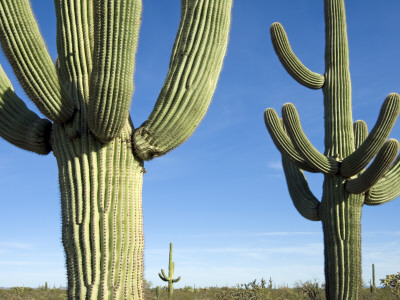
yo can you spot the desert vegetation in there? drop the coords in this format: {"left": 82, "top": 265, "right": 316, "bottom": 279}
{"left": 1, "top": 277, "right": 400, "bottom": 300}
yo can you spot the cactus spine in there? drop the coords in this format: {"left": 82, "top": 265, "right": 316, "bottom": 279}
{"left": 0, "top": 1, "right": 232, "bottom": 299}
{"left": 264, "top": 0, "right": 400, "bottom": 299}
{"left": 159, "top": 243, "right": 181, "bottom": 299}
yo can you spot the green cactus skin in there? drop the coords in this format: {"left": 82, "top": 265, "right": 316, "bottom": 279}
{"left": 159, "top": 243, "right": 181, "bottom": 299}
{"left": 264, "top": 1, "right": 400, "bottom": 299}
{"left": 0, "top": 0, "right": 232, "bottom": 299}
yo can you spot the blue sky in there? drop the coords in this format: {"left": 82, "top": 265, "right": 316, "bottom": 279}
{"left": 1, "top": 0, "right": 400, "bottom": 289}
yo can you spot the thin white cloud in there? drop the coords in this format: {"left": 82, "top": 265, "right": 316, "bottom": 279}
{"left": 0, "top": 260, "right": 42, "bottom": 266}
{"left": 147, "top": 243, "right": 323, "bottom": 257}
{"left": 0, "top": 242, "right": 33, "bottom": 250}
{"left": 175, "top": 231, "right": 321, "bottom": 239}
{"left": 267, "top": 161, "right": 283, "bottom": 170}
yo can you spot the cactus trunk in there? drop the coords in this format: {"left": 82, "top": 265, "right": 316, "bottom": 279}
{"left": 52, "top": 122, "right": 145, "bottom": 300}
{"left": 320, "top": 180, "right": 363, "bottom": 299}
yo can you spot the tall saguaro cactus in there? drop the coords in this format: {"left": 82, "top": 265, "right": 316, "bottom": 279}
{"left": 264, "top": 0, "right": 400, "bottom": 299}
{"left": 0, "top": 1, "right": 232, "bottom": 299}
{"left": 159, "top": 242, "right": 181, "bottom": 298}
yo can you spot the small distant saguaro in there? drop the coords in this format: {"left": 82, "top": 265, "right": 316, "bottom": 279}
{"left": 264, "top": 0, "right": 400, "bottom": 299}
{"left": 159, "top": 243, "right": 181, "bottom": 299}
{"left": 0, "top": 0, "right": 232, "bottom": 299}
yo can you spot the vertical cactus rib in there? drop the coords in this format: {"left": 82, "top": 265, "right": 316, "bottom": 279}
{"left": 270, "top": 22, "right": 325, "bottom": 90}
{"left": 281, "top": 157, "right": 321, "bottom": 221}
{"left": 341, "top": 93, "right": 400, "bottom": 178}
{"left": 88, "top": 0, "right": 142, "bottom": 141}
{"left": 54, "top": 0, "right": 93, "bottom": 107}
{"left": 133, "top": 0, "right": 232, "bottom": 161}
{"left": 346, "top": 139, "right": 399, "bottom": 194}
{"left": 52, "top": 122, "right": 144, "bottom": 299}
{"left": 282, "top": 103, "right": 339, "bottom": 174}
{"left": 264, "top": 108, "right": 318, "bottom": 172}
{"left": 365, "top": 154, "right": 400, "bottom": 205}
{"left": 0, "top": 65, "right": 52, "bottom": 154}
{"left": 0, "top": 0, "right": 73, "bottom": 123}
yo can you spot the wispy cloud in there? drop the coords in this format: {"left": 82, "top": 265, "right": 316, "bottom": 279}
{"left": 147, "top": 243, "right": 323, "bottom": 257}
{"left": 0, "top": 260, "right": 43, "bottom": 266}
{"left": 177, "top": 231, "right": 321, "bottom": 239}
{"left": 267, "top": 161, "right": 283, "bottom": 170}
{"left": 0, "top": 242, "right": 33, "bottom": 250}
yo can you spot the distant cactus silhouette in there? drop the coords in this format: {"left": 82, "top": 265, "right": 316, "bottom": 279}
{"left": 0, "top": 1, "right": 232, "bottom": 299}
{"left": 264, "top": 0, "right": 400, "bottom": 299}
{"left": 370, "top": 264, "right": 376, "bottom": 293}
{"left": 159, "top": 243, "right": 181, "bottom": 298}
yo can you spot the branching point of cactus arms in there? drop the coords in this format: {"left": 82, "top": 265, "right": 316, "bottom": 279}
{"left": 158, "top": 243, "right": 181, "bottom": 299}
{"left": 0, "top": 0, "right": 232, "bottom": 299}
{"left": 264, "top": 1, "right": 400, "bottom": 299}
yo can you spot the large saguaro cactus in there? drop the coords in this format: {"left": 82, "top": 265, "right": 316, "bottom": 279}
{"left": 264, "top": 0, "right": 400, "bottom": 299}
{"left": 0, "top": 0, "right": 232, "bottom": 299}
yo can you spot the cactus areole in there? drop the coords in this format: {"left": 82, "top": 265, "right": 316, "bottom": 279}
{"left": 264, "top": 0, "right": 400, "bottom": 299}
{"left": 0, "top": 0, "right": 232, "bottom": 299}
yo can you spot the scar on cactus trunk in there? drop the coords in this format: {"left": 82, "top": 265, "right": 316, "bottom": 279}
{"left": 264, "top": 0, "right": 400, "bottom": 299}
{"left": 0, "top": 0, "right": 232, "bottom": 299}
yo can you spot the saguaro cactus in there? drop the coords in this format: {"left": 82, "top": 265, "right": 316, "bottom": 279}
{"left": 0, "top": 1, "right": 232, "bottom": 299}
{"left": 370, "top": 264, "right": 376, "bottom": 293}
{"left": 264, "top": 0, "right": 400, "bottom": 299}
{"left": 159, "top": 243, "right": 181, "bottom": 298}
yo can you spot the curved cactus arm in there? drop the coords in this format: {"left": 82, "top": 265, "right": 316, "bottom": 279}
{"left": 264, "top": 108, "right": 317, "bottom": 172}
{"left": 172, "top": 276, "right": 181, "bottom": 283}
{"left": 353, "top": 120, "right": 368, "bottom": 150}
{"left": 54, "top": 0, "right": 93, "bottom": 106}
{"left": 346, "top": 139, "right": 399, "bottom": 194}
{"left": 341, "top": 93, "right": 400, "bottom": 178}
{"left": 270, "top": 22, "right": 325, "bottom": 90}
{"left": 282, "top": 103, "right": 339, "bottom": 175}
{"left": 88, "top": 0, "right": 142, "bottom": 141}
{"left": 282, "top": 156, "right": 321, "bottom": 221}
{"left": 133, "top": 0, "right": 232, "bottom": 161}
{"left": 0, "top": 65, "right": 52, "bottom": 154}
{"left": 0, "top": 0, "right": 73, "bottom": 123}
{"left": 158, "top": 270, "right": 169, "bottom": 282}
{"left": 365, "top": 154, "right": 400, "bottom": 205}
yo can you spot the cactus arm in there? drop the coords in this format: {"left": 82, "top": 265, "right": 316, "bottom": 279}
{"left": 270, "top": 22, "right": 325, "bottom": 90}
{"left": 0, "top": 0, "right": 73, "bottom": 123}
{"left": 158, "top": 270, "right": 169, "bottom": 282}
{"left": 88, "top": 0, "right": 142, "bottom": 141}
{"left": 264, "top": 108, "right": 317, "bottom": 172}
{"left": 54, "top": 0, "right": 93, "bottom": 107}
{"left": 353, "top": 120, "right": 368, "bottom": 150}
{"left": 133, "top": 0, "right": 232, "bottom": 161}
{"left": 172, "top": 276, "right": 181, "bottom": 283}
{"left": 340, "top": 93, "right": 400, "bottom": 177}
{"left": 282, "top": 156, "right": 321, "bottom": 221}
{"left": 0, "top": 64, "right": 52, "bottom": 154}
{"left": 346, "top": 139, "right": 399, "bottom": 194}
{"left": 365, "top": 154, "right": 400, "bottom": 205}
{"left": 282, "top": 103, "right": 339, "bottom": 175}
